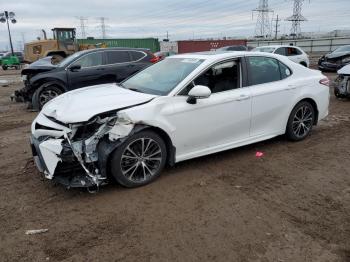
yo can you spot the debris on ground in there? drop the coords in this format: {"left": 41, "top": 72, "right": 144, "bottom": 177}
{"left": 255, "top": 151, "right": 264, "bottom": 158}
{"left": 25, "top": 229, "right": 48, "bottom": 235}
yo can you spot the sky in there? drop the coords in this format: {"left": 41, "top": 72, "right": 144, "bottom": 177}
{"left": 0, "top": 0, "right": 349, "bottom": 51}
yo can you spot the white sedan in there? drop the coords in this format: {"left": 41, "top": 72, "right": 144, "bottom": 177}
{"left": 30, "top": 52, "right": 329, "bottom": 189}
{"left": 252, "top": 45, "right": 310, "bottom": 67}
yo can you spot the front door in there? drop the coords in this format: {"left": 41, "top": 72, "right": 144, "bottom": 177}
{"left": 67, "top": 51, "right": 106, "bottom": 89}
{"left": 168, "top": 58, "right": 252, "bottom": 158}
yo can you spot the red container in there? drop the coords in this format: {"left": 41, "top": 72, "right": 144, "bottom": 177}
{"left": 177, "top": 39, "right": 247, "bottom": 54}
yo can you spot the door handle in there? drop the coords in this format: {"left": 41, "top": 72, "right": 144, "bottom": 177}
{"left": 236, "top": 94, "right": 250, "bottom": 101}
{"left": 286, "top": 85, "right": 297, "bottom": 90}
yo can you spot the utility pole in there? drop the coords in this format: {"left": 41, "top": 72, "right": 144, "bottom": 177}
{"left": 286, "top": 0, "right": 308, "bottom": 39}
{"left": 273, "top": 14, "right": 281, "bottom": 40}
{"left": 252, "top": 0, "right": 273, "bottom": 38}
{"left": 98, "top": 17, "right": 107, "bottom": 39}
{"left": 76, "top": 16, "right": 88, "bottom": 39}
{"left": 0, "top": 11, "right": 17, "bottom": 55}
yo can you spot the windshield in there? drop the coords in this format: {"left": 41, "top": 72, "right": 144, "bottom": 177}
{"left": 333, "top": 46, "right": 350, "bottom": 53}
{"left": 252, "top": 47, "right": 275, "bottom": 53}
{"left": 57, "top": 51, "right": 87, "bottom": 67}
{"left": 122, "top": 58, "right": 204, "bottom": 95}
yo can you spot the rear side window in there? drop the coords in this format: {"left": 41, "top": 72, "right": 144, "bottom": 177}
{"left": 286, "top": 47, "right": 302, "bottom": 56}
{"left": 106, "top": 51, "right": 131, "bottom": 64}
{"left": 130, "top": 51, "right": 146, "bottom": 61}
{"left": 275, "top": 47, "right": 286, "bottom": 56}
{"left": 279, "top": 61, "right": 292, "bottom": 79}
{"left": 247, "top": 56, "right": 281, "bottom": 85}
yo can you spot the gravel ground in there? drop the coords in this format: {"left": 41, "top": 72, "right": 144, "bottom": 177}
{"left": 0, "top": 68, "right": 349, "bottom": 262}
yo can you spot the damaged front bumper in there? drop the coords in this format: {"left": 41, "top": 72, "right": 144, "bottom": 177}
{"left": 30, "top": 112, "right": 135, "bottom": 189}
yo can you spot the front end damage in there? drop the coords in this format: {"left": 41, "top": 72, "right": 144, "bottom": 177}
{"left": 31, "top": 111, "right": 135, "bottom": 189}
{"left": 334, "top": 65, "right": 350, "bottom": 98}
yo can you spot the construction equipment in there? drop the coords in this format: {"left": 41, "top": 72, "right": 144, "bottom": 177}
{"left": 24, "top": 28, "right": 80, "bottom": 63}
{"left": 0, "top": 54, "right": 20, "bottom": 70}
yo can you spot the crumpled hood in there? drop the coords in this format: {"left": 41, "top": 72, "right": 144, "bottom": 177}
{"left": 22, "top": 57, "right": 57, "bottom": 75}
{"left": 325, "top": 51, "right": 350, "bottom": 59}
{"left": 338, "top": 64, "right": 350, "bottom": 75}
{"left": 42, "top": 84, "right": 157, "bottom": 123}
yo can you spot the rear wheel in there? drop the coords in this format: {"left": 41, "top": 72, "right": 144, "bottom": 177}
{"left": 286, "top": 101, "right": 315, "bottom": 141}
{"left": 110, "top": 130, "right": 167, "bottom": 188}
{"left": 32, "top": 84, "right": 63, "bottom": 109}
{"left": 2, "top": 65, "right": 8, "bottom": 70}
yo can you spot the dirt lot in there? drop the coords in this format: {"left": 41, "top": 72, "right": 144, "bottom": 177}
{"left": 0, "top": 68, "right": 349, "bottom": 262}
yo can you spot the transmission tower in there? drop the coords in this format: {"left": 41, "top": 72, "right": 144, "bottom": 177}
{"left": 286, "top": 0, "right": 308, "bottom": 38}
{"left": 98, "top": 17, "right": 107, "bottom": 39}
{"left": 252, "top": 0, "right": 273, "bottom": 38}
{"left": 76, "top": 16, "right": 88, "bottom": 39}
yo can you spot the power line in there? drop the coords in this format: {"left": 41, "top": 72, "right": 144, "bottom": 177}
{"left": 286, "top": 0, "right": 308, "bottom": 38}
{"left": 252, "top": 0, "right": 274, "bottom": 38}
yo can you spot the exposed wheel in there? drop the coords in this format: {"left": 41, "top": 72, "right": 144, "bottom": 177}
{"left": 32, "top": 84, "right": 63, "bottom": 109}
{"left": 334, "top": 87, "right": 344, "bottom": 98}
{"left": 2, "top": 65, "right": 8, "bottom": 70}
{"left": 286, "top": 101, "right": 315, "bottom": 141}
{"left": 110, "top": 130, "right": 167, "bottom": 188}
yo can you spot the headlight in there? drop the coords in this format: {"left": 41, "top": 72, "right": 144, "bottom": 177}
{"left": 342, "top": 57, "right": 350, "bottom": 63}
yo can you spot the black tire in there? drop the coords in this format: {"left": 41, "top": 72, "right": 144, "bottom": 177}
{"left": 2, "top": 65, "right": 7, "bottom": 70}
{"left": 334, "top": 87, "right": 344, "bottom": 99}
{"left": 32, "top": 84, "right": 63, "bottom": 110}
{"left": 110, "top": 130, "right": 167, "bottom": 188}
{"left": 286, "top": 101, "right": 315, "bottom": 141}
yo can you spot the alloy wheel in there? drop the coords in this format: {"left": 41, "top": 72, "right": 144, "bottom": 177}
{"left": 39, "top": 88, "right": 60, "bottom": 106}
{"left": 120, "top": 138, "right": 163, "bottom": 182}
{"left": 292, "top": 105, "right": 313, "bottom": 138}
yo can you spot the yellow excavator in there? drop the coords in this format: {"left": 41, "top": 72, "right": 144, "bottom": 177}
{"left": 24, "top": 28, "right": 106, "bottom": 63}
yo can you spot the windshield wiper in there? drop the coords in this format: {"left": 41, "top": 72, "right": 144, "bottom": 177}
{"left": 118, "top": 83, "right": 144, "bottom": 93}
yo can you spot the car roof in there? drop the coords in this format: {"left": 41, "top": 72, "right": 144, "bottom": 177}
{"left": 255, "top": 45, "right": 301, "bottom": 49}
{"left": 168, "top": 51, "right": 288, "bottom": 62}
{"left": 81, "top": 47, "right": 151, "bottom": 54}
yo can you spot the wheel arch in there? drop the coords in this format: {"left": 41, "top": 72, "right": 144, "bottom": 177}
{"left": 300, "top": 61, "right": 307, "bottom": 67}
{"left": 32, "top": 78, "right": 67, "bottom": 92}
{"left": 293, "top": 97, "right": 319, "bottom": 125}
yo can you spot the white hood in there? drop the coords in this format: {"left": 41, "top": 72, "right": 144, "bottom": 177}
{"left": 338, "top": 64, "right": 350, "bottom": 75}
{"left": 41, "top": 84, "right": 157, "bottom": 123}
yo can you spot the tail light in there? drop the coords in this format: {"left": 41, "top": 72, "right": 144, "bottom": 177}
{"left": 149, "top": 53, "right": 160, "bottom": 63}
{"left": 319, "top": 78, "right": 330, "bottom": 86}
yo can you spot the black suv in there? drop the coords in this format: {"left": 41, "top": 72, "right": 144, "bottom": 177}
{"left": 15, "top": 48, "right": 158, "bottom": 109}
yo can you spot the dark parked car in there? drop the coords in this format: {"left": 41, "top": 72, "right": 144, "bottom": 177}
{"left": 14, "top": 48, "right": 158, "bottom": 109}
{"left": 318, "top": 45, "right": 350, "bottom": 72}
{"left": 217, "top": 45, "right": 248, "bottom": 51}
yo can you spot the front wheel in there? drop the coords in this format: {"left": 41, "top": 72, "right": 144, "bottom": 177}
{"left": 286, "top": 101, "right": 315, "bottom": 141}
{"left": 110, "top": 130, "right": 167, "bottom": 188}
{"left": 2, "top": 65, "right": 8, "bottom": 70}
{"left": 32, "top": 84, "right": 63, "bottom": 110}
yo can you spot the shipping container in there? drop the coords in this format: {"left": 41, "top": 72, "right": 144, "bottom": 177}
{"left": 177, "top": 39, "right": 247, "bottom": 53}
{"left": 77, "top": 38, "right": 160, "bottom": 53}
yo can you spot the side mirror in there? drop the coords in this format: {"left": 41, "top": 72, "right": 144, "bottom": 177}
{"left": 187, "top": 85, "right": 211, "bottom": 104}
{"left": 69, "top": 64, "right": 81, "bottom": 72}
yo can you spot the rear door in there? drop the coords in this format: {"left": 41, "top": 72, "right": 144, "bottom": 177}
{"left": 105, "top": 50, "right": 141, "bottom": 83}
{"left": 246, "top": 56, "right": 297, "bottom": 137}
{"left": 67, "top": 51, "right": 106, "bottom": 89}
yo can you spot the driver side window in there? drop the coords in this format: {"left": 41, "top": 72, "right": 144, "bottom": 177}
{"left": 72, "top": 52, "right": 104, "bottom": 68}
{"left": 179, "top": 59, "right": 240, "bottom": 95}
